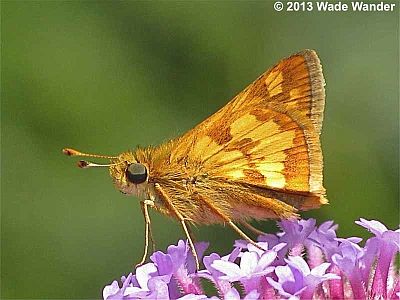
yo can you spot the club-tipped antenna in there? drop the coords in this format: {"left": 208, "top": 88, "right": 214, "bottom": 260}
{"left": 77, "top": 160, "right": 122, "bottom": 169}
{"left": 62, "top": 148, "right": 118, "bottom": 159}
{"left": 63, "top": 148, "right": 123, "bottom": 169}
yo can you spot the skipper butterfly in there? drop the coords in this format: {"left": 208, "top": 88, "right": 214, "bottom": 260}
{"left": 64, "top": 49, "right": 327, "bottom": 269}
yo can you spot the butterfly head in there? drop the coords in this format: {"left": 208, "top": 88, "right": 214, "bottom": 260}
{"left": 62, "top": 148, "right": 149, "bottom": 197}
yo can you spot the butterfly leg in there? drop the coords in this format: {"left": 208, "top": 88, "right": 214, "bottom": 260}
{"left": 136, "top": 199, "right": 155, "bottom": 268}
{"left": 186, "top": 222, "right": 197, "bottom": 243}
{"left": 241, "top": 221, "right": 266, "bottom": 237}
{"left": 228, "top": 221, "right": 263, "bottom": 250}
{"left": 144, "top": 199, "right": 156, "bottom": 253}
{"left": 154, "top": 183, "right": 200, "bottom": 270}
{"left": 180, "top": 219, "right": 199, "bottom": 270}
{"left": 188, "top": 191, "right": 264, "bottom": 251}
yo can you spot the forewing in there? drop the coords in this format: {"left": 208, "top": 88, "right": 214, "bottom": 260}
{"left": 173, "top": 49, "right": 324, "bottom": 148}
{"left": 165, "top": 50, "right": 326, "bottom": 213}
{"left": 224, "top": 49, "right": 325, "bottom": 135}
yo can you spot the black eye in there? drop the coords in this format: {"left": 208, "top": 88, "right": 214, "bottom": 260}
{"left": 126, "top": 163, "right": 148, "bottom": 184}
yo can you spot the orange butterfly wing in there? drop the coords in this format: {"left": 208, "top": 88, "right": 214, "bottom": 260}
{"left": 168, "top": 50, "right": 326, "bottom": 213}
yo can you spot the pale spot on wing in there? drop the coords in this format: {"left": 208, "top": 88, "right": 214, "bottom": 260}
{"left": 269, "top": 83, "right": 283, "bottom": 97}
{"left": 266, "top": 176, "right": 286, "bottom": 188}
{"left": 230, "top": 86, "right": 252, "bottom": 111}
{"left": 209, "top": 149, "right": 243, "bottom": 165}
{"left": 192, "top": 135, "right": 223, "bottom": 160}
{"left": 252, "top": 129, "right": 296, "bottom": 155}
{"left": 247, "top": 120, "right": 280, "bottom": 140}
{"left": 225, "top": 169, "right": 245, "bottom": 179}
{"left": 263, "top": 152, "right": 287, "bottom": 162}
{"left": 230, "top": 114, "right": 258, "bottom": 135}
{"left": 255, "top": 161, "right": 286, "bottom": 188}
{"left": 193, "top": 136, "right": 213, "bottom": 152}
{"left": 289, "top": 87, "right": 302, "bottom": 100}
{"left": 265, "top": 71, "right": 283, "bottom": 97}
{"left": 230, "top": 116, "right": 281, "bottom": 141}
{"left": 256, "top": 162, "right": 284, "bottom": 172}
{"left": 265, "top": 69, "right": 279, "bottom": 86}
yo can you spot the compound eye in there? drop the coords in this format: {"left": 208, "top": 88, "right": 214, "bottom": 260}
{"left": 126, "top": 163, "right": 148, "bottom": 184}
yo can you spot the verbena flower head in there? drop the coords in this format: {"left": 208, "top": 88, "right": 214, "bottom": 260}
{"left": 103, "top": 218, "right": 399, "bottom": 300}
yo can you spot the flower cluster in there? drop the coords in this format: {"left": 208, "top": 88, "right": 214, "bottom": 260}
{"left": 103, "top": 218, "right": 399, "bottom": 299}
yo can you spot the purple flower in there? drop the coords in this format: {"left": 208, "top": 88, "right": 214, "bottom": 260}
{"left": 211, "top": 246, "right": 276, "bottom": 293}
{"left": 212, "top": 249, "right": 275, "bottom": 281}
{"left": 308, "top": 220, "right": 340, "bottom": 261}
{"left": 356, "top": 218, "right": 400, "bottom": 299}
{"left": 223, "top": 287, "right": 259, "bottom": 300}
{"left": 278, "top": 219, "right": 316, "bottom": 255}
{"left": 197, "top": 253, "right": 232, "bottom": 297}
{"left": 103, "top": 218, "right": 399, "bottom": 300}
{"left": 103, "top": 273, "right": 133, "bottom": 300}
{"left": 177, "top": 294, "right": 217, "bottom": 300}
{"left": 149, "top": 240, "right": 208, "bottom": 296}
{"left": 267, "top": 256, "right": 338, "bottom": 299}
{"left": 103, "top": 241, "right": 207, "bottom": 300}
{"left": 331, "top": 239, "right": 366, "bottom": 299}
{"left": 103, "top": 264, "right": 172, "bottom": 300}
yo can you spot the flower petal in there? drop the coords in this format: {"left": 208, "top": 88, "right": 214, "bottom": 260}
{"left": 240, "top": 252, "right": 258, "bottom": 275}
{"left": 243, "top": 289, "right": 260, "bottom": 300}
{"left": 135, "top": 263, "right": 157, "bottom": 290}
{"left": 356, "top": 218, "right": 388, "bottom": 236}
{"left": 212, "top": 259, "right": 243, "bottom": 280}
{"left": 224, "top": 287, "right": 241, "bottom": 300}
{"left": 103, "top": 280, "right": 120, "bottom": 300}
{"left": 310, "top": 262, "right": 331, "bottom": 277}
{"left": 258, "top": 250, "right": 277, "bottom": 270}
{"left": 286, "top": 256, "right": 310, "bottom": 275}
{"left": 275, "top": 265, "right": 295, "bottom": 283}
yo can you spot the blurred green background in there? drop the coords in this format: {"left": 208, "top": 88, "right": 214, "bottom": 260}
{"left": 2, "top": 1, "right": 398, "bottom": 298}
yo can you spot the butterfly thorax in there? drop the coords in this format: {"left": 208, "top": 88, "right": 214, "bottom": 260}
{"left": 109, "top": 140, "right": 208, "bottom": 215}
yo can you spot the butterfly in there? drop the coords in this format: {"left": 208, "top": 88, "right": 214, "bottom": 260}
{"left": 64, "top": 49, "right": 327, "bottom": 269}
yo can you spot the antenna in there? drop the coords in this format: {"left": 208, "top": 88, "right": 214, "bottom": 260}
{"left": 77, "top": 160, "right": 122, "bottom": 169}
{"left": 62, "top": 148, "right": 118, "bottom": 159}
{"left": 63, "top": 148, "right": 123, "bottom": 169}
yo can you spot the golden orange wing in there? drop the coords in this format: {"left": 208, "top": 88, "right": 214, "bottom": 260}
{"left": 221, "top": 49, "right": 325, "bottom": 135}
{"left": 167, "top": 50, "right": 326, "bottom": 214}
